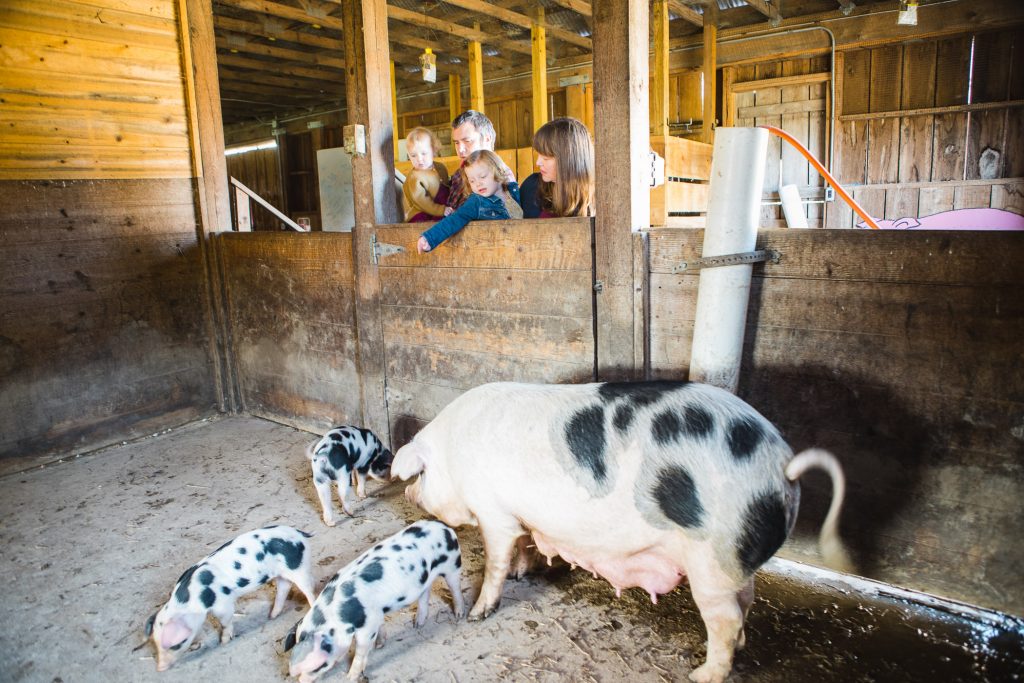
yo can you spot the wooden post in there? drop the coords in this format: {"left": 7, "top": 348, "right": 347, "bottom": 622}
{"left": 179, "top": 0, "right": 237, "bottom": 412}
{"left": 532, "top": 8, "right": 548, "bottom": 131}
{"left": 449, "top": 74, "right": 462, "bottom": 123}
{"left": 345, "top": 0, "right": 397, "bottom": 446}
{"left": 702, "top": 4, "right": 718, "bottom": 144}
{"left": 391, "top": 60, "right": 399, "bottom": 159}
{"left": 651, "top": 0, "right": 670, "bottom": 137}
{"left": 592, "top": 0, "right": 649, "bottom": 380}
{"left": 468, "top": 39, "right": 484, "bottom": 113}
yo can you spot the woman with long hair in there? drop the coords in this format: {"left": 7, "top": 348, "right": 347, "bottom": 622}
{"left": 520, "top": 117, "right": 595, "bottom": 218}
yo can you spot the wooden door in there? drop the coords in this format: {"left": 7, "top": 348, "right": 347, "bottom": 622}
{"left": 368, "top": 219, "right": 596, "bottom": 447}
{"left": 730, "top": 66, "right": 830, "bottom": 228}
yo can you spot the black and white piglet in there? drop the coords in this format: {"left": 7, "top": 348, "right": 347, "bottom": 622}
{"left": 284, "top": 520, "right": 465, "bottom": 682}
{"left": 306, "top": 426, "right": 394, "bottom": 526}
{"left": 145, "top": 525, "right": 316, "bottom": 671}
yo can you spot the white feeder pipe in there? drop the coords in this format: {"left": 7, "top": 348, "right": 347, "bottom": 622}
{"left": 688, "top": 127, "right": 769, "bottom": 393}
{"left": 780, "top": 183, "right": 809, "bottom": 229}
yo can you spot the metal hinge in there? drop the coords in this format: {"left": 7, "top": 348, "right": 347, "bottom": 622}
{"left": 371, "top": 234, "right": 405, "bottom": 264}
{"left": 673, "top": 249, "right": 780, "bottom": 274}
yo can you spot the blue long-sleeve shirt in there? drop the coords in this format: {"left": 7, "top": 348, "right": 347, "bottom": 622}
{"left": 421, "top": 184, "right": 521, "bottom": 250}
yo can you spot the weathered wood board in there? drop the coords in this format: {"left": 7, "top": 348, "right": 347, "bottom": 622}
{"left": 370, "top": 220, "right": 595, "bottom": 447}
{"left": 647, "top": 227, "right": 1024, "bottom": 615}
{"left": 216, "top": 232, "right": 362, "bottom": 433}
{"left": 0, "top": 178, "right": 215, "bottom": 459}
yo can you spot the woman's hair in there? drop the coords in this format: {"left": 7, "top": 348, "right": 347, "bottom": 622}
{"left": 406, "top": 126, "right": 441, "bottom": 155}
{"left": 464, "top": 149, "right": 508, "bottom": 187}
{"left": 532, "top": 117, "right": 595, "bottom": 217}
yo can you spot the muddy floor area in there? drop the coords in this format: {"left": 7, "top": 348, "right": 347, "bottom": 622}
{"left": 1, "top": 416, "right": 1021, "bottom": 682}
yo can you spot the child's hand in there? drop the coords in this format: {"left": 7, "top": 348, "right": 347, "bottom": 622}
{"left": 443, "top": 206, "right": 453, "bottom": 216}
{"left": 417, "top": 236, "right": 431, "bottom": 253}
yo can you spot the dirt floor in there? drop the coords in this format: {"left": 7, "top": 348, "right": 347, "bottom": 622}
{"left": 1, "top": 415, "right": 1021, "bottom": 683}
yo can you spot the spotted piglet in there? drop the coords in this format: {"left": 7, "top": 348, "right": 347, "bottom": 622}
{"left": 284, "top": 520, "right": 465, "bottom": 682}
{"left": 306, "top": 426, "right": 394, "bottom": 526}
{"left": 145, "top": 525, "right": 317, "bottom": 671}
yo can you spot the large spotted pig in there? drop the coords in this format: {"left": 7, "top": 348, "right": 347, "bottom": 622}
{"left": 284, "top": 520, "right": 465, "bottom": 682}
{"left": 145, "top": 525, "right": 316, "bottom": 671}
{"left": 306, "top": 426, "right": 394, "bottom": 526}
{"left": 391, "top": 381, "right": 853, "bottom": 683}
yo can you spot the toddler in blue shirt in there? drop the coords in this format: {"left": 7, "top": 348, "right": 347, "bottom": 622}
{"left": 417, "top": 149, "right": 522, "bottom": 253}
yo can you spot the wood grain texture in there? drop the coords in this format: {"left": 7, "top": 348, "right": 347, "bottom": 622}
{"left": 646, "top": 226, "right": 1024, "bottom": 613}
{"left": 0, "top": 0, "right": 191, "bottom": 180}
{"left": 0, "top": 178, "right": 213, "bottom": 459}
{"left": 217, "top": 232, "right": 360, "bottom": 433}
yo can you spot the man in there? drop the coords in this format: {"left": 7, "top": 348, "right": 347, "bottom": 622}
{"left": 446, "top": 110, "right": 517, "bottom": 212}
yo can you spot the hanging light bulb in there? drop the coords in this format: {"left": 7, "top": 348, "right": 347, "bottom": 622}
{"left": 420, "top": 47, "right": 437, "bottom": 83}
{"left": 897, "top": 0, "right": 918, "bottom": 25}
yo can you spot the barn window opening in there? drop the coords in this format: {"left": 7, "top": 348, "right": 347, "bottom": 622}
{"left": 226, "top": 140, "right": 278, "bottom": 157}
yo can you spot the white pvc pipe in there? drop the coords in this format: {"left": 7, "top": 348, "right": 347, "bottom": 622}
{"left": 780, "top": 183, "right": 809, "bottom": 228}
{"left": 688, "top": 127, "right": 769, "bottom": 393}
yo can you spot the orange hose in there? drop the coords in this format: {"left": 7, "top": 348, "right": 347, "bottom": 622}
{"left": 759, "top": 125, "right": 880, "bottom": 229}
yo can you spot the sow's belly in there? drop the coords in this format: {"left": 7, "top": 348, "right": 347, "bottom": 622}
{"left": 531, "top": 530, "right": 687, "bottom": 602}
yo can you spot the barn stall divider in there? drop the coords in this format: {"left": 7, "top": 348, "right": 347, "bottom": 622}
{"left": 215, "top": 223, "right": 1023, "bottom": 618}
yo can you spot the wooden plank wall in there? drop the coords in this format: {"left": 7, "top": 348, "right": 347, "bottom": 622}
{"left": 226, "top": 146, "right": 285, "bottom": 231}
{"left": 215, "top": 232, "right": 362, "bottom": 433}
{"left": 0, "top": 1, "right": 217, "bottom": 461}
{"left": 730, "top": 57, "right": 831, "bottom": 227}
{"left": 647, "top": 227, "right": 1024, "bottom": 615}
{"left": 830, "top": 28, "right": 1024, "bottom": 227}
{"left": 370, "top": 220, "right": 595, "bottom": 447}
{"left": 0, "top": 0, "right": 192, "bottom": 179}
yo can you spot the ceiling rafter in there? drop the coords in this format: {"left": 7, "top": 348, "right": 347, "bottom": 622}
{"left": 744, "top": 0, "right": 782, "bottom": 23}
{"left": 387, "top": 5, "right": 535, "bottom": 57}
{"left": 440, "top": 0, "right": 591, "bottom": 50}
{"left": 667, "top": 1, "right": 703, "bottom": 26}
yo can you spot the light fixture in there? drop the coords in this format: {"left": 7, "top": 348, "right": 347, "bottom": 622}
{"left": 420, "top": 47, "right": 436, "bottom": 83}
{"left": 897, "top": 0, "right": 918, "bottom": 25}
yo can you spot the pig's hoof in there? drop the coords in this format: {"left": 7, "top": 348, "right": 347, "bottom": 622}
{"left": 467, "top": 600, "right": 500, "bottom": 621}
{"left": 323, "top": 517, "right": 336, "bottom": 527}
{"left": 688, "top": 661, "right": 729, "bottom": 683}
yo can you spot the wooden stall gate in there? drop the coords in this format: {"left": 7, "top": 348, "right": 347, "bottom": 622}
{"left": 366, "top": 219, "right": 596, "bottom": 447}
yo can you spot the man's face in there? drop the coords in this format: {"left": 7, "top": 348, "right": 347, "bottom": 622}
{"left": 452, "top": 122, "right": 493, "bottom": 161}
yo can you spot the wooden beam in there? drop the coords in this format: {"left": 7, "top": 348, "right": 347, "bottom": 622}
{"left": 651, "top": 0, "right": 670, "bottom": 136}
{"left": 391, "top": 32, "right": 516, "bottom": 70}
{"left": 387, "top": 5, "right": 534, "bottom": 57}
{"left": 391, "top": 60, "right": 399, "bottom": 157}
{"left": 227, "top": 0, "right": 344, "bottom": 31}
{"left": 744, "top": 0, "right": 782, "bottom": 24}
{"left": 701, "top": 2, "right": 717, "bottom": 144}
{"left": 468, "top": 40, "right": 485, "bottom": 113}
{"left": 216, "top": 33, "right": 346, "bottom": 69}
{"left": 216, "top": 52, "right": 343, "bottom": 81}
{"left": 440, "top": 0, "right": 591, "bottom": 50}
{"left": 346, "top": 0, "right": 394, "bottom": 448}
{"left": 179, "top": 0, "right": 236, "bottom": 411}
{"left": 449, "top": 74, "right": 462, "bottom": 123}
{"left": 550, "top": 0, "right": 591, "bottom": 17}
{"left": 213, "top": 15, "right": 341, "bottom": 50}
{"left": 667, "top": 1, "right": 703, "bottom": 27}
{"left": 532, "top": 8, "right": 548, "bottom": 131}
{"left": 593, "top": 0, "right": 648, "bottom": 380}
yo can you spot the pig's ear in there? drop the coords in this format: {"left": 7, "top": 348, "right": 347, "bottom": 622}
{"left": 159, "top": 616, "right": 193, "bottom": 650}
{"left": 282, "top": 620, "right": 301, "bottom": 651}
{"left": 391, "top": 442, "right": 428, "bottom": 480}
{"left": 144, "top": 612, "right": 157, "bottom": 637}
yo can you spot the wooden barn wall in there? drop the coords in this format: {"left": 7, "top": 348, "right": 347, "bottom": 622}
{"left": 226, "top": 146, "right": 283, "bottom": 231}
{"left": 647, "top": 228, "right": 1024, "bottom": 614}
{"left": 215, "top": 232, "right": 361, "bottom": 433}
{"left": 368, "top": 220, "right": 595, "bottom": 448}
{"left": 0, "top": 0, "right": 217, "bottom": 460}
{"left": 829, "top": 28, "right": 1024, "bottom": 227}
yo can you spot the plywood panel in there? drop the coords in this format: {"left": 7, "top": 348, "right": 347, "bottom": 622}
{"left": 932, "top": 113, "right": 968, "bottom": 181}
{"left": 841, "top": 48, "right": 870, "bottom": 116}
{"left": 935, "top": 35, "right": 971, "bottom": 107}
{"left": 965, "top": 109, "right": 1007, "bottom": 180}
{"left": 866, "top": 118, "right": 899, "bottom": 184}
